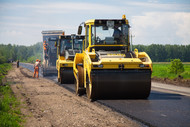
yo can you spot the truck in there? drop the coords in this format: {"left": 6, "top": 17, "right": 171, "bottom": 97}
{"left": 41, "top": 30, "right": 64, "bottom": 76}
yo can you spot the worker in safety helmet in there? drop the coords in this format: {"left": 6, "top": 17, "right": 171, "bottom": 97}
{"left": 33, "top": 59, "right": 41, "bottom": 78}
{"left": 43, "top": 41, "right": 48, "bottom": 59}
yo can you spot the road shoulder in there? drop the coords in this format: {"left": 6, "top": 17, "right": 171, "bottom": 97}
{"left": 152, "top": 81, "right": 190, "bottom": 97}
{"left": 7, "top": 64, "right": 140, "bottom": 127}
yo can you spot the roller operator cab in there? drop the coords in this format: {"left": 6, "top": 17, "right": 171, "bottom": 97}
{"left": 56, "top": 35, "right": 85, "bottom": 84}
{"left": 74, "top": 15, "right": 152, "bottom": 100}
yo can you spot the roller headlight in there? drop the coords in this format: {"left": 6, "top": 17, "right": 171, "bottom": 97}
{"left": 139, "top": 64, "right": 149, "bottom": 67}
{"left": 93, "top": 64, "right": 103, "bottom": 68}
{"left": 62, "top": 64, "right": 68, "bottom": 66}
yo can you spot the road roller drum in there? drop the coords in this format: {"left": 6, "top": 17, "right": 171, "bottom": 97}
{"left": 89, "top": 69, "right": 151, "bottom": 99}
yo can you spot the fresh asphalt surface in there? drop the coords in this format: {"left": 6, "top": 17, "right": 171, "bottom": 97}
{"left": 20, "top": 63, "right": 190, "bottom": 127}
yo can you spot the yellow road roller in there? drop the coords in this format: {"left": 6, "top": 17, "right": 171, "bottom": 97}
{"left": 73, "top": 15, "right": 152, "bottom": 100}
{"left": 56, "top": 34, "right": 85, "bottom": 84}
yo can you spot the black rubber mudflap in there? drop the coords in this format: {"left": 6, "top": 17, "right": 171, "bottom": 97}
{"left": 60, "top": 67, "right": 74, "bottom": 84}
{"left": 91, "top": 69, "right": 151, "bottom": 99}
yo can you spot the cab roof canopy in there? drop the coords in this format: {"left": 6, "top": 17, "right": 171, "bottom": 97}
{"left": 85, "top": 19, "right": 128, "bottom": 25}
{"left": 42, "top": 30, "right": 64, "bottom": 36}
{"left": 59, "top": 35, "right": 85, "bottom": 39}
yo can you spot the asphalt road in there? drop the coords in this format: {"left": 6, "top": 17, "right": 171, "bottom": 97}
{"left": 20, "top": 63, "right": 190, "bottom": 127}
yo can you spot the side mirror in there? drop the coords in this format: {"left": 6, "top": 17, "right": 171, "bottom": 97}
{"left": 54, "top": 41, "right": 57, "bottom": 47}
{"left": 78, "top": 26, "right": 82, "bottom": 35}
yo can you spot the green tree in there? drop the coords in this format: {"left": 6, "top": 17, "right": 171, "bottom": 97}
{"left": 0, "top": 55, "right": 6, "bottom": 64}
{"left": 168, "top": 59, "right": 184, "bottom": 75}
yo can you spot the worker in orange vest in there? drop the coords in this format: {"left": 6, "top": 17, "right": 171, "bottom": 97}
{"left": 43, "top": 41, "right": 48, "bottom": 59}
{"left": 43, "top": 41, "right": 47, "bottom": 50}
{"left": 33, "top": 59, "right": 41, "bottom": 78}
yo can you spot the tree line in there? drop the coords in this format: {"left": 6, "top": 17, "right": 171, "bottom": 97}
{"left": 0, "top": 42, "right": 43, "bottom": 64}
{"left": 0, "top": 43, "right": 190, "bottom": 64}
{"left": 133, "top": 44, "right": 190, "bottom": 62}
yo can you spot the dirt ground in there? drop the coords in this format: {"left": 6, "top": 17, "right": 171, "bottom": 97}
{"left": 6, "top": 64, "right": 140, "bottom": 127}
{"left": 152, "top": 77, "right": 190, "bottom": 88}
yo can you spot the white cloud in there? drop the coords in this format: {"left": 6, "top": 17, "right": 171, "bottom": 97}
{"left": 148, "top": 0, "right": 158, "bottom": 3}
{"left": 0, "top": 22, "right": 76, "bottom": 45}
{"left": 174, "top": 13, "right": 190, "bottom": 42}
{"left": 0, "top": 30, "right": 23, "bottom": 37}
{"left": 0, "top": 1, "right": 190, "bottom": 45}
{"left": 0, "top": 2, "right": 122, "bottom": 14}
{"left": 126, "top": 1, "right": 190, "bottom": 11}
{"left": 0, "top": 16, "right": 29, "bottom": 21}
{"left": 0, "top": 22, "right": 74, "bottom": 29}
{"left": 131, "top": 12, "right": 190, "bottom": 45}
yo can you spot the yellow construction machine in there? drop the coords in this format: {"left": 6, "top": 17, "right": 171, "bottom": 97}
{"left": 73, "top": 15, "right": 152, "bottom": 100}
{"left": 56, "top": 34, "right": 85, "bottom": 84}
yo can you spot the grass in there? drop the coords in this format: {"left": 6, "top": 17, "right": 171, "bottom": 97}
{"left": 0, "top": 63, "right": 23, "bottom": 127}
{"left": 0, "top": 63, "right": 12, "bottom": 84}
{"left": 152, "top": 63, "right": 190, "bottom": 79}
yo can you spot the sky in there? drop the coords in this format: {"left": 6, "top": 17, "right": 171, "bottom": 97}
{"left": 0, "top": 0, "right": 190, "bottom": 46}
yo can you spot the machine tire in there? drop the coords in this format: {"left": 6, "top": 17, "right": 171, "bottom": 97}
{"left": 77, "top": 65, "right": 84, "bottom": 85}
{"left": 59, "top": 67, "right": 74, "bottom": 84}
{"left": 57, "top": 70, "right": 61, "bottom": 82}
{"left": 58, "top": 77, "right": 60, "bottom": 82}
{"left": 75, "top": 65, "right": 85, "bottom": 96}
{"left": 75, "top": 78, "right": 85, "bottom": 96}
{"left": 60, "top": 72, "right": 64, "bottom": 84}
{"left": 86, "top": 74, "right": 96, "bottom": 101}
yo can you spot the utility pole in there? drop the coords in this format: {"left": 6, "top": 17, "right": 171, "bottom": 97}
{"left": 130, "top": 34, "right": 135, "bottom": 51}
